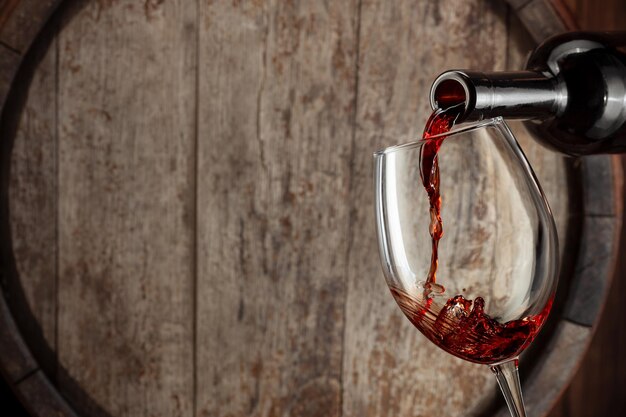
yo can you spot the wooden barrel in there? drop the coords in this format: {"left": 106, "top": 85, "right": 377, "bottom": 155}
{"left": 0, "top": 1, "right": 622, "bottom": 416}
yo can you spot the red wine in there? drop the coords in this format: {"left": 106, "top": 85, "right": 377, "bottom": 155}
{"left": 395, "top": 107, "right": 552, "bottom": 364}
{"left": 390, "top": 286, "right": 552, "bottom": 364}
{"left": 419, "top": 107, "right": 459, "bottom": 295}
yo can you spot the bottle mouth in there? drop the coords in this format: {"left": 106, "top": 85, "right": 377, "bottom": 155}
{"left": 429, "top": 72, "right": 474, "bottom": 120}
{"left": 433, "top": 79, "right": 467, "bottom": 107}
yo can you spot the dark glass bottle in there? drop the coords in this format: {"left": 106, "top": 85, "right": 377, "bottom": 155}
{"left": 430, "top": 32, "right": 626, "bottom": 155}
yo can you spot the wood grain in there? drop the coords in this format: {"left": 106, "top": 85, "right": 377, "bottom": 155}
{"left": 195, "top": 1, "right": 358, "bottom": 416}
{"left": 56, "top": 1, "right": 196, "bottom": 416}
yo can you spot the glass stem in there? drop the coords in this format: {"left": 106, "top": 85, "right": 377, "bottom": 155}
{"left": 490, "top": 358, "right": 527, "bottom": 417}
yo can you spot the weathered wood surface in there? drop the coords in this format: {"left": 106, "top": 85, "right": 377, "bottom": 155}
{"left": 54, "top": 1, "right": 197, "bottom": 417}
{"left": 0, "top": 0, "right": 621, "bottom": 417}
{"left": 196, "top": 1, "right": 357, "bottom": 417}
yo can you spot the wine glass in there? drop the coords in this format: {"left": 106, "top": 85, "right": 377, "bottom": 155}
{"left": 374, "top": 117, "right": 559, "bottom": 417}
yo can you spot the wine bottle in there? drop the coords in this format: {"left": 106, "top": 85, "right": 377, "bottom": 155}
{"left": 430, "top": 31, "right": 626, "bottom": 155}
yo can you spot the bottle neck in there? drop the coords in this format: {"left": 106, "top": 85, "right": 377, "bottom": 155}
{"left": 428, "top": 32, "right": 626, "bottom": 155}
{"left": 429, "top": 70, "right": 568, "bottom": 122}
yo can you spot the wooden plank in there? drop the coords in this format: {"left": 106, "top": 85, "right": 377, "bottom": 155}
{"left": 56, "top": 1, "right": 196, "bottom": 416}
{"left": 0, "top": 0, "right": 62, "bottom": 53}
{"left": 341, "top": 1, "right": 525, "bottom": 416}
{"left": 6, "top": 34, "right": 58, "bottom": 377}
{"left": 195, "top": 1, "right": 358, "bottom": 416}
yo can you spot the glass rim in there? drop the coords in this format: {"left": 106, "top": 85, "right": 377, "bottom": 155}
{"left": 373, "top": 116, "right": 504, "bottom": 157}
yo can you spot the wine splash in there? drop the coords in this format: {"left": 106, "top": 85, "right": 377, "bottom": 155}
{"left": 390, "top": 286, "right": 552, "bottom": 364}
